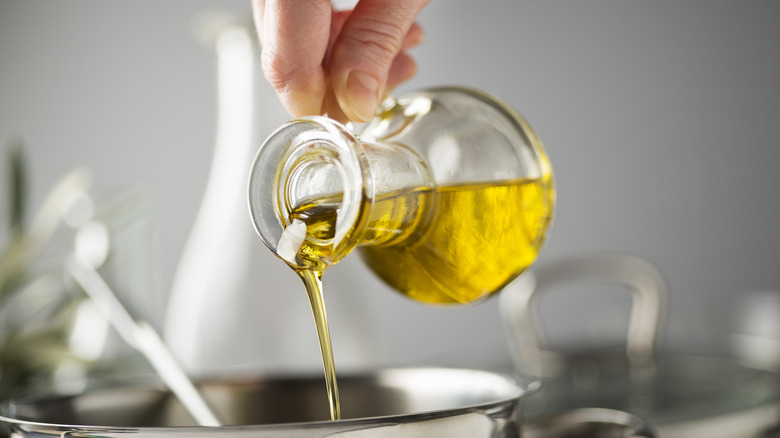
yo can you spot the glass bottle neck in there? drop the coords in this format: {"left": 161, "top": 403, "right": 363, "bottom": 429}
{"left": 249, "top": 116, "right": 433, "bottom": 272}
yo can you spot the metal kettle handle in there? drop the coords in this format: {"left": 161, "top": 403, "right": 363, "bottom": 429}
{"left": 500, "top": 253, "right": 667, "bottom": 378}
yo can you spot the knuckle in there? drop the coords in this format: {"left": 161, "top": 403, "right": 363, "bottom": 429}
{"left": 344, "top": 19, "right": 406, "bottom": 63}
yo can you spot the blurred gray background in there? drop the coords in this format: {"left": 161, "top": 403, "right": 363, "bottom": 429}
{"left": 1, "top": 1, "right": 779, "bottom": 375}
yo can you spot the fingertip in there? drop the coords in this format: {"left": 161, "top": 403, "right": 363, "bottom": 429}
{"left": 343, "top": 70, "right": 381, "bottom": 122}
{"left": 322, "top": 87, "right": 349, "bottom": 124}
{"left": 402, "top": 22, "right": 425, "bottom": 50}
{"left": 273, "top": 72, "right": 329, "bottom": 118}
{"left": 386, "top": 51, "right": 417, "bottom": 91}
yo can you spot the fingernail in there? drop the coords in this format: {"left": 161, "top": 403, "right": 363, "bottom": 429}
{"left": 346, "top": 70, "right": 380, "bottom": 122}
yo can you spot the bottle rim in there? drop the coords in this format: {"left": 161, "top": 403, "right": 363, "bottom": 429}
{"left": 248, "top": 116, "right": 370, "bottom": 269}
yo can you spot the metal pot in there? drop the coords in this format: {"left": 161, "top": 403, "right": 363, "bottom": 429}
{"left": 0, "top": 368, "right": 534, "bottom": 438}
{"left": 524, "top": 408, "right": 655, "bottom": 438}
{"left": 500, "top": 253, "right": 780, "bottom": 438}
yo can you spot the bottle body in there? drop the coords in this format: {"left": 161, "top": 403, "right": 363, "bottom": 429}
{"left": 359, "top": 176, "right": 552, "bottom": 304}
{"left": 248, "top": 87, "right": 554, "bottom": 305}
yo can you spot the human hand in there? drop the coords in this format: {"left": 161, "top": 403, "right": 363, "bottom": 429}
{"left": 253, "top": 0, "right": 429, "bottom": 122}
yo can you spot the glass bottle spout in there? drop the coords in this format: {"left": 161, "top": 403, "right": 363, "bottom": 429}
{"left": 248, "top": 115, "right": 434, "bottom": 273}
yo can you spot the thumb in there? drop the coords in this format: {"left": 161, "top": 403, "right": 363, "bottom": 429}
{"left": 328, "top": 0, "right": 429, "bottom": 122}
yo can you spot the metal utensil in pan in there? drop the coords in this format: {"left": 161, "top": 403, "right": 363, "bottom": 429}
{"left": 67, "top": 210, "right": 222, "bottom": 426}
{"left": 500, "top": 253, "right": 780, "bottom": 438}
{"left": 0, "top": 368, "right": 535, "bottom": 438}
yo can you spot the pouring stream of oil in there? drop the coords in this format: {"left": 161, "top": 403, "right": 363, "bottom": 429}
{"left": 297, "top": 269, "right": 341, "bottom": 420}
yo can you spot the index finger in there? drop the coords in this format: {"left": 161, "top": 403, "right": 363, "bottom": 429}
{"left": 255, "top": 0, "right": 332, "bottom": 116}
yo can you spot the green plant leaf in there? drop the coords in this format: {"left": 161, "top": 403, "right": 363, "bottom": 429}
{"left": 6, "top": 140, "right": 27, "bottom": 234}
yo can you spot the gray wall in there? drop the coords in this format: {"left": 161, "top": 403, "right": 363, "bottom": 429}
{"left": 1, "top": 1, "right": 779, "bottom": 373}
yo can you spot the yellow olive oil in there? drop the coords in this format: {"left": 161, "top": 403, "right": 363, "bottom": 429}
{"left": 360, "top": 177, "right": 553, "bottom": 304}
{"left": 297, "top": 270, "right": 341, "bottom": 420}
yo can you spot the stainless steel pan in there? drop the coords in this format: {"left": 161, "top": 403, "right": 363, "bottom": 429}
{"left": 501, "top": 253, "right": 780, "bottom": 438}
{"left": 0, "top": 368, "right": 534, "bottom": 438}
